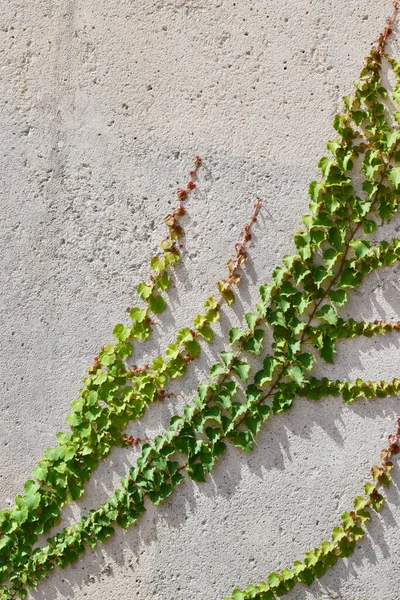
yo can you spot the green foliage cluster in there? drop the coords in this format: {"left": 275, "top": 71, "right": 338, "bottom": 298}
{"left": 0, "top": 159, "right": 259, "bottom": 598}
{"left": 227, "top": 419, "right": 400, "bottom": 600}
{"left": 1, "top": 4, "right": 400, "bottom": 600}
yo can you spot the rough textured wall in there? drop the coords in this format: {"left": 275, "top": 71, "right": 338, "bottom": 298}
{"left": 1, "top": 1, "right": 400, "bottom": 599}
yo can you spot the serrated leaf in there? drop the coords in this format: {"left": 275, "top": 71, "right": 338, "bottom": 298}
{"left": 204, "top": 296, "right": 218, "bottom": 310}
{"left": 229, "top": 328, "right": 243, "bottom": 345}
{"left": 389, "top": 166, "right": 400, "bottom": 189}
{"left": 155, "top": 271, "right": 171, "bottom": 291}
{"left": 245, "top": 312, "right": 258, "bottom": 330}
{"left": 267, "top": 572, "right": 280, "bottom": 588}
{"left": 176, "top": 327, "right": 194, "bottom": 344}
{"left": 316, "top": 304, "right": 337, "bottom": 325}
{"left": 197, "top": 324, "right": 213, "bottom": 343}
{"left": 209, "top": 363, "right": 227, "bottom": 378}
{"left": 287, "top": 364, "right": 304, "bottom": 385}
{"left": 137, "top": 282, "right": 153, "bottom": 300}
{"left": 232, "top": 361, "right": 250, "bottom": 382}
{"left": 220, "top": 351, "right": 234, "bottom": 367}
{"left": 328, "top": 289, "right": 347, "bottom": 307}
{"left": 350, "top": 239, "right": 371, "bottom": 260}
{"left": 112, "top": 323, "right": 131, "bottom": 342}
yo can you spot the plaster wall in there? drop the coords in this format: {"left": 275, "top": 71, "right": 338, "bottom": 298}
{"left": 1, "top": 1, "right": 400, "bottom": 599}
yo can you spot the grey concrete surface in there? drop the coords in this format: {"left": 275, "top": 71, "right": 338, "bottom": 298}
{"left": 1, "top": 1, "right": 400, "bottom": 599}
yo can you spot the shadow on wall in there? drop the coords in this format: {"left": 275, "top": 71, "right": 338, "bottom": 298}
{"left": 26, "top": 242, "right": 400, "bottom": 600}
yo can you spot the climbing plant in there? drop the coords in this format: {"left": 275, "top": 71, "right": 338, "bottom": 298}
{"left": 1, "top": 2, "right": 400, "bottom": 599}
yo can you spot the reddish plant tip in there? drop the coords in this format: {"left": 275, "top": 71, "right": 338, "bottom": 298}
{"left": 194, "top": 155, "right": 202, "bottom": 166}
{"left": 176, "top": 188, "right": 188, "bottom": 200}
{"left": 235, "top": 242, "right": 244, "bottom": 253}
{"left": 176, "top": 203, "right": 186, "bottom": 216}
{"left": 187, "top": 181, "right": 196, "bottom": 191}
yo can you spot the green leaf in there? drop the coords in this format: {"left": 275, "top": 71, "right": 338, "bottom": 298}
{"left": 197, "top": 325, "right": 213, "bottom": 343}
{"left": 150, "top": 255, "right": 166, "bottom": 273}
{"left": 185, "top": 340, "right": 201, "bottom": 358}
{"left": 232, "top": 361, "right": 250, "bottom": 382}
{"left": 338, "top": 267, "right": 361, "bottom": 289}
{"left": 297, "top": 353, "right": 313, "bottom": 371}
{"left": 221, "top": 289, "right": 235, "bottom": 305}
{"left": 388, "top": 166, "right": 400, "bottom": 189}
{"left": 155, "top": 272, "right": 170, "bottom": 291}
{"left": 166, "top": 344, "right": 180, "bottom": 360}
{"left": 137, "top": 282, "right": 153, "bottom": 300}
{"left": 229, "top": 328, "right": 243, "bottom": 345}
{"left": 331, "top": 526, "right": 346, "bottom": 542}
{"left": 228, "top": 430, "right": 253, "bottom": 451}
{"left": 176, "top": 328, "right": 194, "bottom": 344}
{"left": 354, "top": 496, "right": 368, "bottom": 511}
{"left": 209, "top": 363, "right": 227, "bottom": 378}
{"left": 188, "top": 463, "right": 205, "bottom": 482}
{"left": 315, "top": 304, "right": 337, "bottom": 325}
{"left": 204, "top": 296, "right": 218, "bottom": 310}
{"left": 115, "top": 341, "right": 132, "bottom": 359}
{"left": 148, "top": 294, "right": 167, "bottom": 314}
{"left": 328, "top": 227, "right": 345, "bottom": 251}
{"left": 243, "top": 329, "right": 264, "bottom": 356}
{"left": 193, "top": 314, "right": 207, "bottom": 329}
{"left": 205, "top": 308, "right": 219, "bottom": 323}
{"left": 328, "top": 289, "right": 347, "bottom": 308}
{"left": 363, "top": 219, "right": 377, "bottom": 234}
{"left": 220, "top": 351, "right": 234, "bottom": 368}
{"left": 323, "top": 248, "right": 340, "bottom": 269}
{"left": 350, "top": 239, "right": 371, "bottom": 260}
{"left": 287, "top": 364, "right": 304, "bottom": 385}
{"left": 231, "top": 590, "right": 245, "bottom": 600}
{"left": 112, "top": 323, "right": 131, "bottom": 342}
{"left": 245, "top": 312, "right": 258, "bottom": 330}
{"left": 267, "top": 572, "right": 280, "bottom": 588}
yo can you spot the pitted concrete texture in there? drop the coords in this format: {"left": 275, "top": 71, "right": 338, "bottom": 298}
{"left": 1, "top": 1, "right": 400, "bottom": 599}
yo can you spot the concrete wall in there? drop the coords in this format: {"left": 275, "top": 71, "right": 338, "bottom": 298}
{"left": 1, "top": 1, "right": 400, "bottom": 599}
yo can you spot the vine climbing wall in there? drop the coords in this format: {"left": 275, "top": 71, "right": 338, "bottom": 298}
{"left": 1, "top": 1, "right": 400, "bottom": 599}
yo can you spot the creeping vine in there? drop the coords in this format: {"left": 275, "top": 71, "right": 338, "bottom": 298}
{"left": 1, "top": 2, "right": 400, "bottom": 599}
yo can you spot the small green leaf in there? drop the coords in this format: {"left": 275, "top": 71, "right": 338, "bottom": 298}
{"left": 176, "top": 327, "right": 194, "bottom": 344}
{"left": 112, "top": 323, "right": 131, "bottom": 342}
{"left": 315, "top": 304, "right": 337, "bottom": 325}
{"left": 137, "top": 282, "right": 153, "bottom": 300}
{"left": 363, "top": 219, "right": 377, "bottom": 234}
{"left": 150, "top": 256, "right": 166, "bottom": 273}
{"left": 328, "top": 289, "right": 347, "bottom": 308}
{"left": 209, "top": 363, "right": 227, "bottom": 378}
{"left": 267, "top": 572, "right": 280, "bottom": 588}
{"left": 388, "top": 166, "right": 400, "bottom": 189}
{"left": 116, "top": 341, "right": 133, "bottom": 359}
{"left": 166, "top": 344, "right": 180, "bottom": 360}
{"left": 232, "top": 360, "right": 250, "bottom": 382}
{"left": 245, "top": 312, "right": 258, "bottom": 330}
{"left": 287, "top": 364, "right": 304, "bottom": 386}
{"left": 204, "top": 296, "right": 218, "bottom": 310}
{"left": 185, "top": 340, "right": 201, "bottom": 358}
{"left": 220, "top": 351, "right": 234, "bottom": 367}
{"left": 197, "top": 325, "right": 213, "bottom": 343}
{"left": 155, "top": 272, "right": 170, "bottom": 291}
{"left": 229, "top": 328, "right": 243, "bottom": 345}
{"left": 350, "top": 239, "right": 371, "bottom": 260}
{"left": 148, "top": 295, "right": 167, "bottom": 314}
